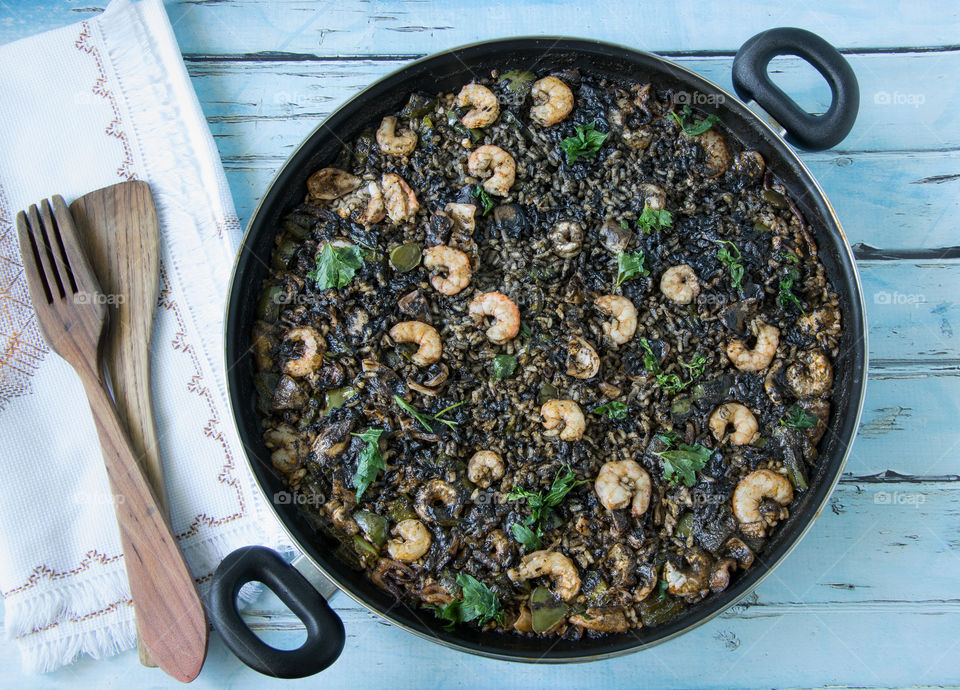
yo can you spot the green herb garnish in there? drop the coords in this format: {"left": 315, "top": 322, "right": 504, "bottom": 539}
{"left": 559, "top": 122, "right": 608, "bottom": 164}
{"left": 432, "top": 401, "right": 466, "bottom": 430}
{"left": 492, "top": 354, "right": 518, "bottom": 380}
{"left": 614, "top": 250, "right": 650, "bottom": 288}
{"left": 393, "top": 395, "right": 465, "bottom": 432}
{"left": 653, "top": 442, "right": 712, "bottom": 487}
{"left": 518, "top": 322, "right": 532, "bottom": 343}
{"left": 350, "top": 428, "right": 384, "bottom": 500}
{"left": 669, "top": 104, "right": 719, "bottom": 137}
{"left": 716, "top": 240, "right": 744, "bottom": 292}
{"left": 510, "top": 521, "right": 542, "bottom": 551}
{"left": 508, "top": 465, "right": 587, "bottom": 550}
{"left": 777, "top": 268, "right": 805, "bottom": 314}
{"left": 680, "top": 353, "right": 707, "bottom": 379}
{"left": 393, "top": 395, "right": 434, "bottom": 432}
{"left": 591, "top": 400, "right": 628, "bottom": 420}
{"left": 308, "top": 243, "right": 364, "bottom": 290}
{"left": 655, "top": 373, "right": 685, "bottom": 392}
{"left": 430, "top": 573, "right": 504, "bottom": 630}
{"left": 656, "top": 429, "right": 680, "bottom": 446}
{"left": 446, "top": 108, "right": 483, "bottom": 142}
{"left": 781, "top": 405, "right": 818, "bottom": 429}
{"left": 641, "top": 339, "right": 705, "bottom": 392}
{"left": 471, "top": 185, "right": 494, "bottom": 216}
{"left": 637, "top": 202, "right": 673, "bottom": 234}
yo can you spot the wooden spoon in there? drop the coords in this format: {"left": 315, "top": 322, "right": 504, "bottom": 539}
{"left": 69, "top": 182, "right": 167, "bottom": 668}
{"left": 16, "top": 195, "right": 207, "bottom": 682}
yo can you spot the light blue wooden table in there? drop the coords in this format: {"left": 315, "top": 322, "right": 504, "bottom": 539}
{"left": 2, "top": 1, "right": 958, "bottom": 687}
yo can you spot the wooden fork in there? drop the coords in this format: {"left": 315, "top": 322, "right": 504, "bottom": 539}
{"left": 16, "top": 196, "right": 207, "bottom": 682}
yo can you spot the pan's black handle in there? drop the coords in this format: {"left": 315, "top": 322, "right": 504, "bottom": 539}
{"left": 732, "top": 28, "right": 859, "bottom": 151}
{"left": 209, "top": 546, "right": 345, "bottom": 678}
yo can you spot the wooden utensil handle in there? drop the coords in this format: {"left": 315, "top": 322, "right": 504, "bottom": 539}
{"left": 80, "top": 372, "right": 207, "bottom": 683}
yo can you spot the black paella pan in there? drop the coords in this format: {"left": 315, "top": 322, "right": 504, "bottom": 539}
{"left": 211, "top": 28, "right": 867, "bottom": 677}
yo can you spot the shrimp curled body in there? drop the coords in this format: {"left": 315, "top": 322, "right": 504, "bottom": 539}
{"left": 456, "top": 83, "right": 500, "bottom": 128}
{"left": 530, "top": 76, "right": 574, "bottom": 126}
{"left": 541, "top": 399, "right": 586, "bottom": 441}
{"left": 660, "top": 265, "right": 701, "bottom": 305}
{"left": 709, "top": 403, "right": 759, "bottom": 446}
{"left": 469, "top": 292, "right": 520, "bottom": 343}
{"left": 467, "top": 450, "right": 504, "bottom": 489}
{"left": 386, "top": 519, "right": 431, "bottom": 562}
{"left": 376, "top": 116, "right": 417, "bottom": 156}
{"left": 423, "top": 245, "right": 472, "bottom": 295}
{"left": 732, "top": 469, "right": 794, "bottom": 537}
{"left": 468, "top": 145, "right": 516, "bottom": 196}
{"left": 282, "top": 327, "right": 325, "bottom": 377}
{"left": 727, "top": 319, "right": 780, "bottom": 372}
{"left": 595, "top": 460, "right": 652, "bottom": 516}
{"left": 514, "top": 550, "right": 581, "bottom": 601}
{"left": 389, "top": 321, "right": 441, "bottom": 366}
{"left": 595, "top": 295, "right": 638, "bottom": 344}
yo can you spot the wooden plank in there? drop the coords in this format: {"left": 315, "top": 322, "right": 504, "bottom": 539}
{"left": 5, "top": 0, "right": 960, "bottom": 57}
{"left": 189, "top": 50, "right": 960, "bottom": 157}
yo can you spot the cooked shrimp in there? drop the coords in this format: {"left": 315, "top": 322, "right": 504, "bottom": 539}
{"left": 356, "top": 181, "right": 386, "bottom": 225}
{"left": 468, "top": 145, "right": 516, "bottom": 196}
{"left": 376, "top": 115, "right": 417, "bottom": 156}
{"left": 797, "top": 306, "right": 841, "bottom": 349}
{"left": 549, "top": 220, "right": 583, "bottom": 258}
{"left": 423, "top": 245, "right": 472, "bottom": 295}
{"left": 726, "top": 319, "right": 780, "bottom": 372}
{"left": 709, "top": 402, "right": 759, "bottom": 446}
{"left": 414, "top": 479, "right": 462, "bottom": 523}
{"left": 307, "top": 167, "right": 361, "bottom": 201}
{"left": 456, "top": 83, "right": 500, "bottom": 128}
{"left": 595, "top": 295, "right": 638, "bottom": 345}
{"left": 660, "top": 264, "right": 700, "bottom": 305}
{"left": 786, "top": 349, "right": 833, "bottom": 398}
{"left": 514, "top": 550, "right": 581, "bottom": 600}
{"left": 444, "top": 202, "right": 477, "bottom": 239}
{"left": 566, "top": 335, "right": 599, "bottom": 379}
{"left": 530, "top": 76, "right": 574, "bottom": 126}
{"left": 469, "top": 292, "right": 520, "bottom": 343}
{"left": 263, "top": 424, "right": 303, "bottom": 472}
{"left": 282, "top": 326, "right": 325, "bottom": 377}
{"left": 732, "top": 469, "right": 793, "bottom": 537}
{"left": 389, "top": 321, "right": 441, "bottom": 366}
{"left": 595, "top": 460, "right": 651, "bottom": 516}
{"left": 381, "top": 173, "right": 419, "bottom": 223}
{"left": 386, "top": 519, "right": 431, "bottom": 562}
{"left": 540, "top": 399, "right": 585, "bottom": 441}
{"left": 467, "top": 450, "right": 504, "bottom": 489}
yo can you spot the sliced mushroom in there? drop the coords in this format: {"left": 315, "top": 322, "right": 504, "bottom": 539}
{"left": 598, "top": 218, "right": 633, "bottom": 254}
{"left": 312, "top": 417, "right": 355, "bottom": 461}
{"left": 272, "top": 374, "right": 306, "bottom": 410}
{"left": 307, "top": 167, "right": 361, "bottom": 201}
{"left": 398, "top": 289, "right": 432, "bottom": 323}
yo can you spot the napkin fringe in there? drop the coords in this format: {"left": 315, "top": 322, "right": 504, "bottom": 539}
{"left": 19, "top": 616, "right": 136, "bottom": 675}
{"left": 97, "top": 0, "right": 239, "bottom": 400}
{"left": 5, "top": 566, "right": 132, "bottom": 641}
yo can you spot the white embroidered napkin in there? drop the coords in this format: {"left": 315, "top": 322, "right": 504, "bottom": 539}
{"left": 0, "top": 0, "right": 288, "bottom": 673}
